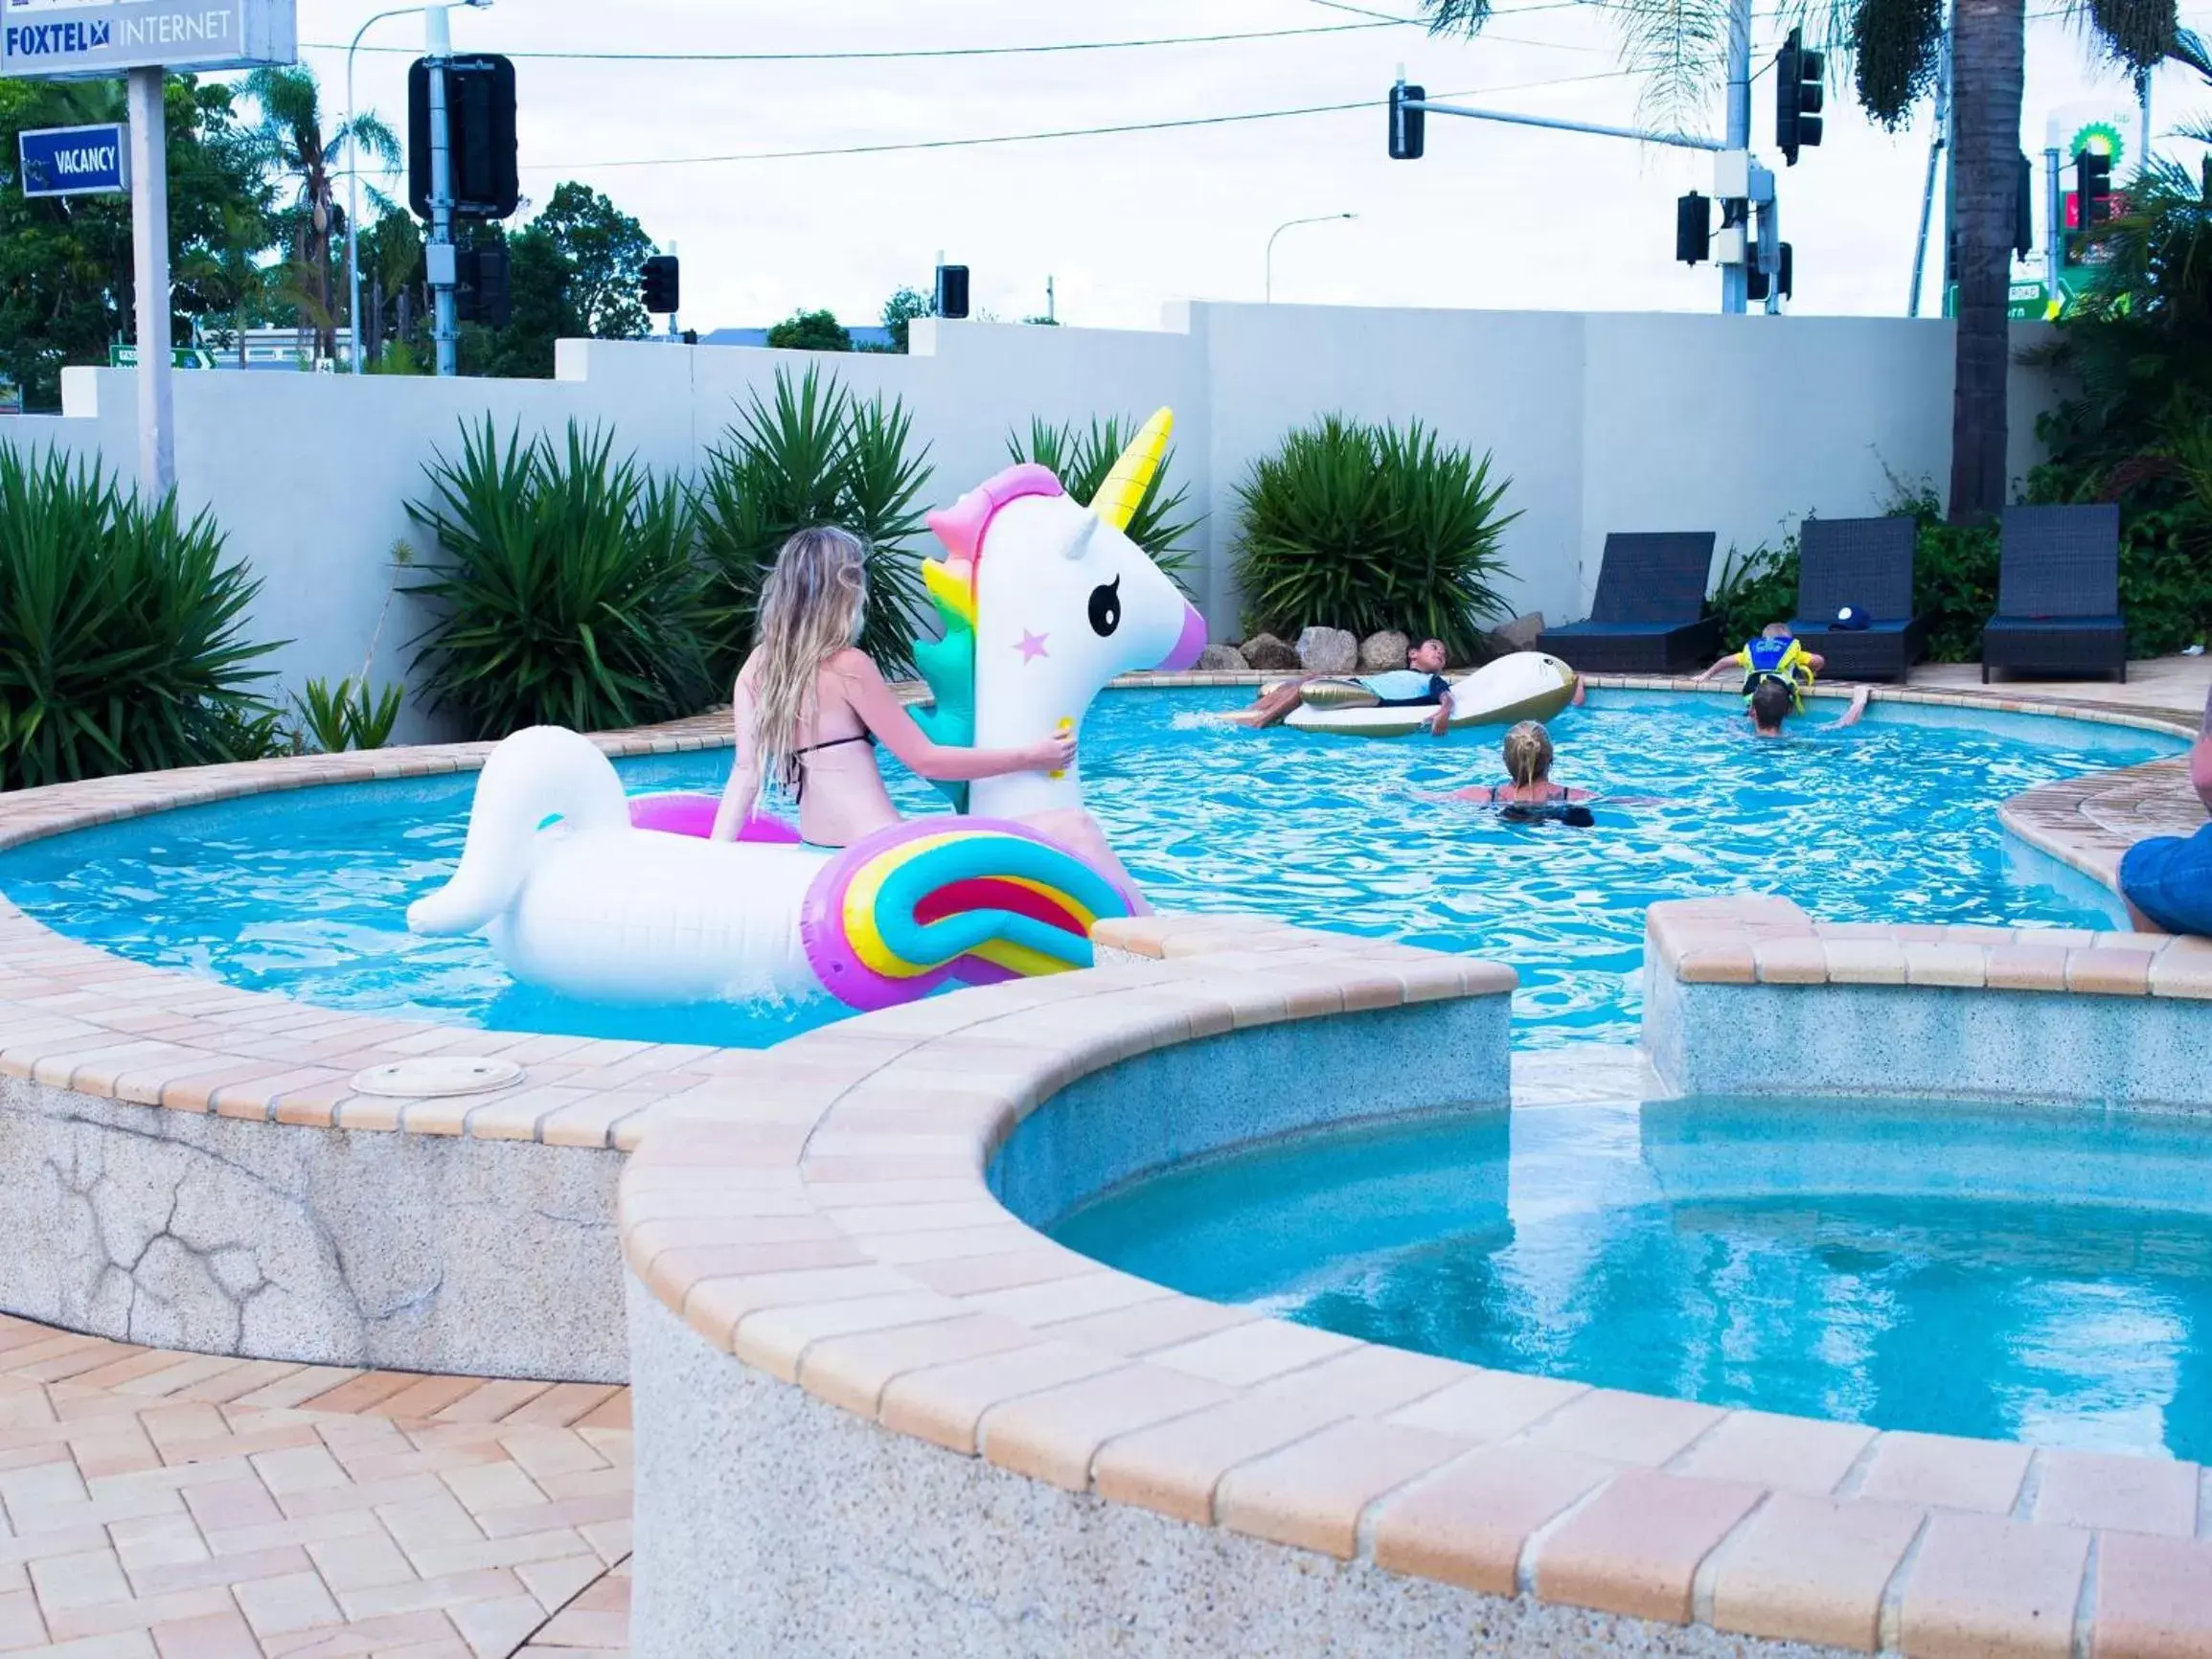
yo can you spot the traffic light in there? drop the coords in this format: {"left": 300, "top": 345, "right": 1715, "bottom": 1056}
{"left": 1389, "top": 80, "right": 1425, "bottom": 161}
{"left": 1676, "top": 192, "right": 1710, "bottom": 264}
{"left": 934, "top": 262, "right": 969, "bottom": 319}
{"left": 1745, "top": 240, "right": 1793, "bottom": 303}
{"left": 408, "top": 55, "right": 519, "bottom": 220}
{"left": 2076, "top": 147, "right": 2112, "bottom": 228}
{"left": 2014, "top": 151, "right": 2034, "bottom": 258}
{"left": 1774, "top": 27, "right": 1824, "bottom": 166}
{"left": 455, "top": 245, "right": 510, "bottom": 327}
{"left": 641, "top": 254, "right": 679, "bottom": 314}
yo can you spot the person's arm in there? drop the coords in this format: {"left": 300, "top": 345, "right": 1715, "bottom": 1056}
{"left": 1426, "top": 702, "right": 1451, "bottom": 737}
{"left": 1696, "top": 653, "right": 1740, "bottom": 681}
{"left": 1833, "top": 686, "right": 1871, "bottom": 728}
{"left": 1802, "top": 649, "right": 1827, "bottom": 675}
{"left": 834, "top": 651, "right": 1072, "bottom": 780}
{"left": 1570, "top": 675, "right": 1587, "bottom": 706}
{"left": 709, "top": 679, "right": 764, "bottom": 841}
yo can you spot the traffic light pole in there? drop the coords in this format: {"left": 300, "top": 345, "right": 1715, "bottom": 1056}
{"left": 424, "top": 4, "right": 458, "bottom": 378}
{"left": 1402, "top": 94, "right": 1723, "bottom": 153}
{"left": 2043, "top": 145, "right": 2063, "bottom": 304}
{"left": 1722, "top": 0, "right": 1751, "bottom": 313}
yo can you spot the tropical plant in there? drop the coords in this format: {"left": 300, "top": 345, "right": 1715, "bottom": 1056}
{"left": 695, "top": 366, "right": 933, "bottom": 677}
{"left": 1419, "top": 0, "right": 2195, "bottom": 523}
{"left": 405, "top": 419, "right": 718, "bottom": 739}
{"left": 1007, "top": 416, "right": 1200, "bottom": 583}
{"left": 1232, "top": 415, "right": 1518, "bottom": 662}
{"left": 1705, "top": 535, "right": 1802, "bottom": 648}
{"left": 0, "top": 445, "right": 280, "bottom": 789}
{"left": 175, "top": 204, "right": 276, "bottom": 367}
{"left": 239, "top": 65, "right": 399, "bottom": 359}
{"left": 293, "top": 676, "right": 403, "bottom": 752}
{"left": 765, "top": 309, "right": 855, "bottom": 352}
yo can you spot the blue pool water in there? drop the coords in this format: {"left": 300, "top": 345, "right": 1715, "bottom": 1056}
{"left": 1046, "top": 1097, "right": 2212, "bottom": 1458}
{"left": 0, "top": 689, "right": 2180, "bottom": 1048}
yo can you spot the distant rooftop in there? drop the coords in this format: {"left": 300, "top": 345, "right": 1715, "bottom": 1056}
{"left": 699, "top": 326, "right": 896, "bottom": 350}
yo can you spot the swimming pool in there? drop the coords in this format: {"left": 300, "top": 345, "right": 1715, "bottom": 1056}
{"left": 0, "top": 687, "right": 2179, "bottom": 1049}
{"left": 1046, "top": 1095, "right": 2212, "bottom": 1459}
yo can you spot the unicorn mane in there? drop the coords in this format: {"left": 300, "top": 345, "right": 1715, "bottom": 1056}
{"left": 913, "top": 464, "right": 1066, "bottom": 808}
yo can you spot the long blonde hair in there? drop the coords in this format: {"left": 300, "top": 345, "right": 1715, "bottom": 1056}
{"left": 747, "top": 527, "right": 868, "bottom": 799}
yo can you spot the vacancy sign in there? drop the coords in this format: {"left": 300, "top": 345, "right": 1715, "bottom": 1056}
{"left": 1, "top": 0, "right": 294, "bottom": 80}
{"left": 19, "top": 122, "right": 126, "bottom": 195}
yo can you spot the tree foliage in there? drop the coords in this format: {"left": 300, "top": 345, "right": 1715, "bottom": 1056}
{"left": 765, "top": 309, "right": 854, "bottom": 352}
{"left": 0, "top": 76, "right": 272, "bottom": 407}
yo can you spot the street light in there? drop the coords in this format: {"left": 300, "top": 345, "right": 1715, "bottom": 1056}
{"left": 1264, "top": 212, "right": 1357, "bottom": 304}
{"left": 345, "top": 0, "right": 491, "bottom": 375}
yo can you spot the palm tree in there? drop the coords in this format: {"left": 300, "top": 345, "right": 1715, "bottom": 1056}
{"left": 239, "top": 64, "right": 399, "bottom": 361}
{"left": 1420, "top": 0, "right": 2181, "bottom": 522}
{"left": 174, "top": 205, "right": 275, "bottom": 367}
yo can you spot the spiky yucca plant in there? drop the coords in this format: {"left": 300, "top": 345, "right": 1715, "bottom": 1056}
{"left": 405, "top": 419, "right": 717, "bottom": 739}
{"left": 0, "top": 446, "right": 279, "bottom": 789}
{"left": 1232, "top": 415, "right": 1518, "bottom": 662}
{"left": 696, "top": 366, "right": 933, "bottom": 678}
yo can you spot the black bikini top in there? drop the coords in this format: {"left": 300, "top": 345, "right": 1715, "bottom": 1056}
{"left": 784, "top": 732, "right": 876, "bottom": 802}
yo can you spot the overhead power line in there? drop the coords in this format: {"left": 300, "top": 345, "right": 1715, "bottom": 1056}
{"left": 300, "top": 18, "right": 1418, "bottom": 63}
{"left": 521, "top": 67, "right": 1644, "bottom": 173}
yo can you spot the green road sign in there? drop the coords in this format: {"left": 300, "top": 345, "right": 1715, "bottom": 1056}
{"left": 108, "top": 345, "right": 219, "bottom": 369}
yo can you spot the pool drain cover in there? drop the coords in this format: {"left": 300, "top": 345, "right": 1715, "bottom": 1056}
{"left": 350, "top": 1057, "right": 524, "bottom": 1099}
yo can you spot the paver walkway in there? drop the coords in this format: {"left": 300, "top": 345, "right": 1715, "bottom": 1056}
{"left": 0, "top": 1316, "right": 630, "bottom": 1659}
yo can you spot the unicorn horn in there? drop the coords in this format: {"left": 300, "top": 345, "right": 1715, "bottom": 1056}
{"left": 1089, "top": 407, "right": 1173, "bottom": 533}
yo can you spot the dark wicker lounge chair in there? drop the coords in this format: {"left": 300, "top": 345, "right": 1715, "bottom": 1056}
{"left": 1981, "top": 504, "right": 2127, "bottom": 683}
{"left": 1788, "top": 515, "right": 1926, "bottom": 683}
{"left": 1538, "top": 532, "right": 1720, "bottom": 673}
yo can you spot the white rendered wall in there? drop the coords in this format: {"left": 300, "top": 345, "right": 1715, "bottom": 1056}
{"left": 0, "top": 304, "right": 2059, "bottom": 742}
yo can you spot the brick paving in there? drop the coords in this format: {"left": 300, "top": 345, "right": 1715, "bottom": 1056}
{"left": 0, "top": 1317, "right": 630, "bottom": 1658}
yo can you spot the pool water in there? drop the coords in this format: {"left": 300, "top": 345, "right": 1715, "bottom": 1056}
{"left": 0, "top": 689, "right": 2178, "bottom": 1049}
{"left": 1046, "top": 1097, "right": 2212, "bottom": 1459}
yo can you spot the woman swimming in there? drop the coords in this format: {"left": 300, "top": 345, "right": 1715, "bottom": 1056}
{"left": 1446, "top": 721, "right": 1597, "bottom": 824}
{"left": 710, "top": 527, "right": 1074, "bottom": 848}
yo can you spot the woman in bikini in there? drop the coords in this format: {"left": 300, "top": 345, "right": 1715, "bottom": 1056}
{"left": 709, "top": 527, "right": 1074, "bottom": 848}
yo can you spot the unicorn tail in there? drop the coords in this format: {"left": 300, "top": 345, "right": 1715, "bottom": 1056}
{"left": 799, "top": 819, "right": 1138, "bottom": 1011}
{"left": 407, "top": 727, "right": 632, "bottom": 937}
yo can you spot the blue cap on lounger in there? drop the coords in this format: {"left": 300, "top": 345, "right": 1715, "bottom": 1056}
{"left": 1833, "top": 604, "right": 1872, "bottom": 631}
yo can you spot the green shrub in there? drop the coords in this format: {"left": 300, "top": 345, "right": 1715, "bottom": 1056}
{"left": 696, "top": 366, "right": 932, "bottom": 678}
{"left": 293, "top": 676, "right": 403, "bottom": 753}
{"left": 765, "top": 309, "right": 853, "bottom": 352}
{"left": 1232, "top": 415, "right": 1518, "bottom": 663}
{"left": 406, "top": 419, "right": 717, "bottom": 739}
{"left": 1705, "top": 536, "right": 1801, "bottom": 649}
{"left": 1008, "top": 416, "right": 1199, "bottom": 587}
{"left": 0, "top": 445, "right": 279, "bottom": 789}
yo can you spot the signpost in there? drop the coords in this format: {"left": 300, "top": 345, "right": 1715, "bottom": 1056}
{"left": 3, "top": 0, "right": 295, "bottom": 493}
{"left": 18, "top": 121, "right": 126, "bottom": 195}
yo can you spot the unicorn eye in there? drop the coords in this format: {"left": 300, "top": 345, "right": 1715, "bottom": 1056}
{"left": 1088, "top": 578, "right": 1122, "bottom": 638}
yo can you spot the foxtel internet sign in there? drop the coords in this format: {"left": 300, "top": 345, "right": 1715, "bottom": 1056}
{"left": 2, "top": 0, "right": 294, "bottom": 80}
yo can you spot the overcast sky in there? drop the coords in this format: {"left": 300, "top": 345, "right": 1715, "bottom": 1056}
{"left": 290, "top": 0, "right": 2208, "bottom": 333}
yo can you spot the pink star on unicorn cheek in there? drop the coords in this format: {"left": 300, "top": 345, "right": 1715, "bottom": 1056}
{"left": 1015, "top": 630, "right": 1049, "bottom": 663}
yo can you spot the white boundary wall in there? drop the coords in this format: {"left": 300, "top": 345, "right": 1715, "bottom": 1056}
{"left": 0, "top": 302, "right": 2059, "bottom": 743}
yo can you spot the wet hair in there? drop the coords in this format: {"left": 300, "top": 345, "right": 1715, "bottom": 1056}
{"left": 1760, "top": 622, "right": 1793, "bottom": 639}
{"left": 746, "top": 527, "right": 869, "bottom": 800}
{"left": 1750, "top": 677, "right": 1794, "bottom": 731}
{"left": 1502, "top": 720, "right": 1554, "bottom": 785}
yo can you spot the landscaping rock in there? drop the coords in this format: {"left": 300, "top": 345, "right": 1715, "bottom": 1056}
{"left": 1296, "top": 626, "right": 1358, "bottom": 675}
{"left": 1358, "top": 629, "right": 1410, "bottom": 671}
{"left": 1240, "top": 633, "right": 1301, "bottom": 672}
{"left": 1494, "top": 611, "right": 1546, "bottom": 651}
{"left": 1195, "top": 643, "right": 1248, "bottom": 671}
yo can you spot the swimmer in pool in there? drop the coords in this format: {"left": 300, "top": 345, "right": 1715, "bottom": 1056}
{"left": 1446, "top": 720, "right": 1593, "bottom": 814}
{"left": 1746, "top": 676, "right": 1870, "bottom": 738}
{"left": 1229, "top": 638, "right": 1456, "bottom": 736}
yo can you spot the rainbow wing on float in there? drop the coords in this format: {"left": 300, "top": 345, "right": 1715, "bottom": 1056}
{"left": 799, "top": 818, "right": 1137, "bottom": 1011}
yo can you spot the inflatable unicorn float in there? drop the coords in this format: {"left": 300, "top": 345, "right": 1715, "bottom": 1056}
{"left": 407, "top": 410, "right": 1206, "bottom": 1011}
